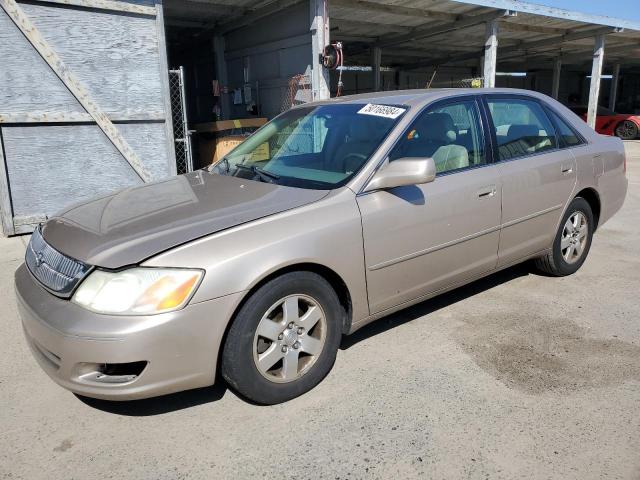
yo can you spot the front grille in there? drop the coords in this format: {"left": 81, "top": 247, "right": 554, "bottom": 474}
{"left": 25, "top": 226, "right": 91, "bottom": 297}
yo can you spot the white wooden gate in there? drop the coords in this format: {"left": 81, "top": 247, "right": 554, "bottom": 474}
{"left": 0, "top": 0, "right": 175, "bottom": 235}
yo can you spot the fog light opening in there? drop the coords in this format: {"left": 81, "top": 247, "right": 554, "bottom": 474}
{"left": 77, "top": 361, "right": 148, "bottom": 384}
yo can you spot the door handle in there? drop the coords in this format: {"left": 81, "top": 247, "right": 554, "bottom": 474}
{"left": 477, "top": 185, "right": 497, "bottom": 199}
{"left": 561, "top": 164, "right": 573, "bottom": 174}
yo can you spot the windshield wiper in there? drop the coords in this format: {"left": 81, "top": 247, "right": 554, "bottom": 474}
{"left": 234, "top": 164, "right": 280, "bottom": 183}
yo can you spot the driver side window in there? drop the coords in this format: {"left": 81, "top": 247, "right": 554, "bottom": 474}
{"left": 389, "top": 99, "right": 486, "bottom": 174}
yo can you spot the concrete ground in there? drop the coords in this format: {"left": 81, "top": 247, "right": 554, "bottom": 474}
{"left": 1, "top": 143, "right": 639, "bottom": 480}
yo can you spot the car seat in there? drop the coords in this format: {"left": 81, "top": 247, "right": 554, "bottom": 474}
{"left": 498, "top": 124, "right": 551, "bottom": 159}
{"left": 405, "top": 112, "right": 469, "bottom": 173}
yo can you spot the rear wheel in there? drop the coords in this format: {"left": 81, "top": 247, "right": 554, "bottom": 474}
{"left": 535, "top": 197, "right": 594, "bottom": 276}
{"left": 614, "top": 120, "right": 638, "bottom": 140}
{"left": 221, "top": 272, "right": 343, "bottom": 404}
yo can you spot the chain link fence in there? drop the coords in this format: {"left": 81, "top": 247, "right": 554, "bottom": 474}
{"left": 457, "top": 77, "right": 485, "bottom": 88}
{"left": 424, "top": 77, "right": 485, "bottom": 89}
{"left": 169, "top": 67, "right": 193, "bottom": 174}
{"left": 281, "top": 74, "right": 313, "bottom": 112}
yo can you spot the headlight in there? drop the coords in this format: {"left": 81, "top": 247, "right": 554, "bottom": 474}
{"left": 72, "top": 268, "right": 203, "bottom": 315}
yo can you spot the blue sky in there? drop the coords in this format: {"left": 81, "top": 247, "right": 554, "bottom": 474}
{"left": 530, "top": 0, "right": 640, "bottom": 22}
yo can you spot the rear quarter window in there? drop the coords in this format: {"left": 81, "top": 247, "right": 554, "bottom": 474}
{"left": 546, "top": 108, "right": 585, "bottom": 148}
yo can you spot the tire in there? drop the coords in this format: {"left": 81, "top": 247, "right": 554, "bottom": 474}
{"left": 221, "top": 271, "right": 343, "bottom": 404}
{"left": 535, "top": 197, "right": 594, "bottom": 276}
{"left": 614, "top": 120, "right": 638, "bottom": 140}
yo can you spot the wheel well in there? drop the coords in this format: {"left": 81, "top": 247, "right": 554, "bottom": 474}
{"left": 576, "top": 188, "right": 601, "bottom": 230}
{"left": 251, "top": 264, "right": 353, "bottom": 333}
{"left": 215, "top": 264, "right": 353, "bottom": 377}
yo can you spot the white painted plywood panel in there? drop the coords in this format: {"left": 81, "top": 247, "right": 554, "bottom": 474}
{"left": 3, "top": 123, "right": 170, "bottom": 216}
{"left": 19, "top": 2, "right": 165, "bottom": 115}
{"left": 0, "top": 9, "right": 83, "bottom": 114}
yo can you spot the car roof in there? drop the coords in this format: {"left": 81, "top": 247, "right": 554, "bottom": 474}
{"left": 311, "top": 88, "right": 552, "bottom": 108}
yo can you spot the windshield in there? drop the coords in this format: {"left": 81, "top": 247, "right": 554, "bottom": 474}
{"left": 210, "top": 103, "right": 407, "bottom": 189}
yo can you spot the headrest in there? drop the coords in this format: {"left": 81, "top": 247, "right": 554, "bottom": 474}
{"left": 506, "top": 124, "right": 540, "bottom": 141}
{"left": 416, "top": 112, "right": 457, "bottom": 144}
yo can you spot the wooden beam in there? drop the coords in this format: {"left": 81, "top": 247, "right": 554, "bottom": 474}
{"left": 552, "top": 57, "right": 562, "bottom": 99}
{"left": 310, "top": 0, "right": 330, "bottom": 101}
{"left": 0, "top": 0, "right": 152, "bottom": 182}
{"left": 0, "top": 112, "right": 165, "bottom": 124}
{"left": 18, "top": 0, "right": 156, "bottom": 15}
{"left": 483, "top": 19, "right": 499, "bottom": 88}
{"left": 0, "top": 129, "right": 15, "bottom": 236}
{"left": 587, "top": 34, "right": 606, "bottom": 129}
{"left": 609, "top": 63, "right": 620, "bottom": 110}
{"left": 371, "top": 46, "right": 382, "bottom": 91}
{"left": 376, "top": 9, "right": 512, "bottom": 50}
{"left": 331, "top": 0, "right": 459, "bottom": 22}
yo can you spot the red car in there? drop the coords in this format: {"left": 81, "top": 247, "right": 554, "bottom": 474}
{"left": 569, "top": 105, "right": 640, "bottom": 140}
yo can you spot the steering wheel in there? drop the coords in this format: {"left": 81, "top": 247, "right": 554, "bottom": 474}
{"left": 339, "top": 152, "right": 368, "bottom": 173}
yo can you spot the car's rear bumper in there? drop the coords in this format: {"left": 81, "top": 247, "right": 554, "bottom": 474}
{"left": 15, "top": 263, "right": 242, "bottom": 401}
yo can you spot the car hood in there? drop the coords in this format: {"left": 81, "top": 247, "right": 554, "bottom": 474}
{"left": 42, "top": 171, "right": 329, "bottom": 269}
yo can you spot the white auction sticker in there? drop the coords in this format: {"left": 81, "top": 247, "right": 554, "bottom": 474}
{"left": 357, "top": 104, "right": 406, "bottom": 119}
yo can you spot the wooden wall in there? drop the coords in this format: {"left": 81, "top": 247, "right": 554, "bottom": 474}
{"left": 0, "top": 0, "right": 175, "bottom": 235}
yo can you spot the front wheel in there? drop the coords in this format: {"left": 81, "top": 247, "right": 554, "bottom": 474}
{"left": 221, "top": 272, "right": 343, "bottom": 404}
{"left": 535, "top": 197, "right": 594, "bottom": 276}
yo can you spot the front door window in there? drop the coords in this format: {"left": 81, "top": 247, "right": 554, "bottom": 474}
{"left": 389, "top": 99, "right": 486, "bottom": 174}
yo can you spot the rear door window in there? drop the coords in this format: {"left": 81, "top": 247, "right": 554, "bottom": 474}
{"left": 486, "top": 98, "right": 558, "bottom": 161}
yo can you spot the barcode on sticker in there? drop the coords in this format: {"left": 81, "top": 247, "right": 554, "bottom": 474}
{"left": 357, "top": 104, "right": 406, "bottom": 119}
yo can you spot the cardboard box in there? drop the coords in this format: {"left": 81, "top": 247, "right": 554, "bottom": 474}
{"left": 195, "top": 118, "right": 269, "bottom": 167}
{"left": 212, "top": 135, "right": 245, "bottom": 163}
{"left": 198, "top": 135, "right": 270, "bottom": 166}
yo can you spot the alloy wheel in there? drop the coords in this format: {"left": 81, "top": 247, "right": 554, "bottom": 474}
{"left": 615, "top": 120, "right": 638, "bottom": 140}
{"left": 561, "top": 211, "right": 588, "bottom": 264}
{"left": 253, "top": 295, "right": 327, "bottom": 383}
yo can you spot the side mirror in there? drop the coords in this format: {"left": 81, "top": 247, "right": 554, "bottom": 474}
{"left": 364, "top": 157, "right": 436, "bottom": 192}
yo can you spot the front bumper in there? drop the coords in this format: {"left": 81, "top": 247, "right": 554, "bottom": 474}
{"left": 15, "top": 264, "right": 242, "bottom": 400}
